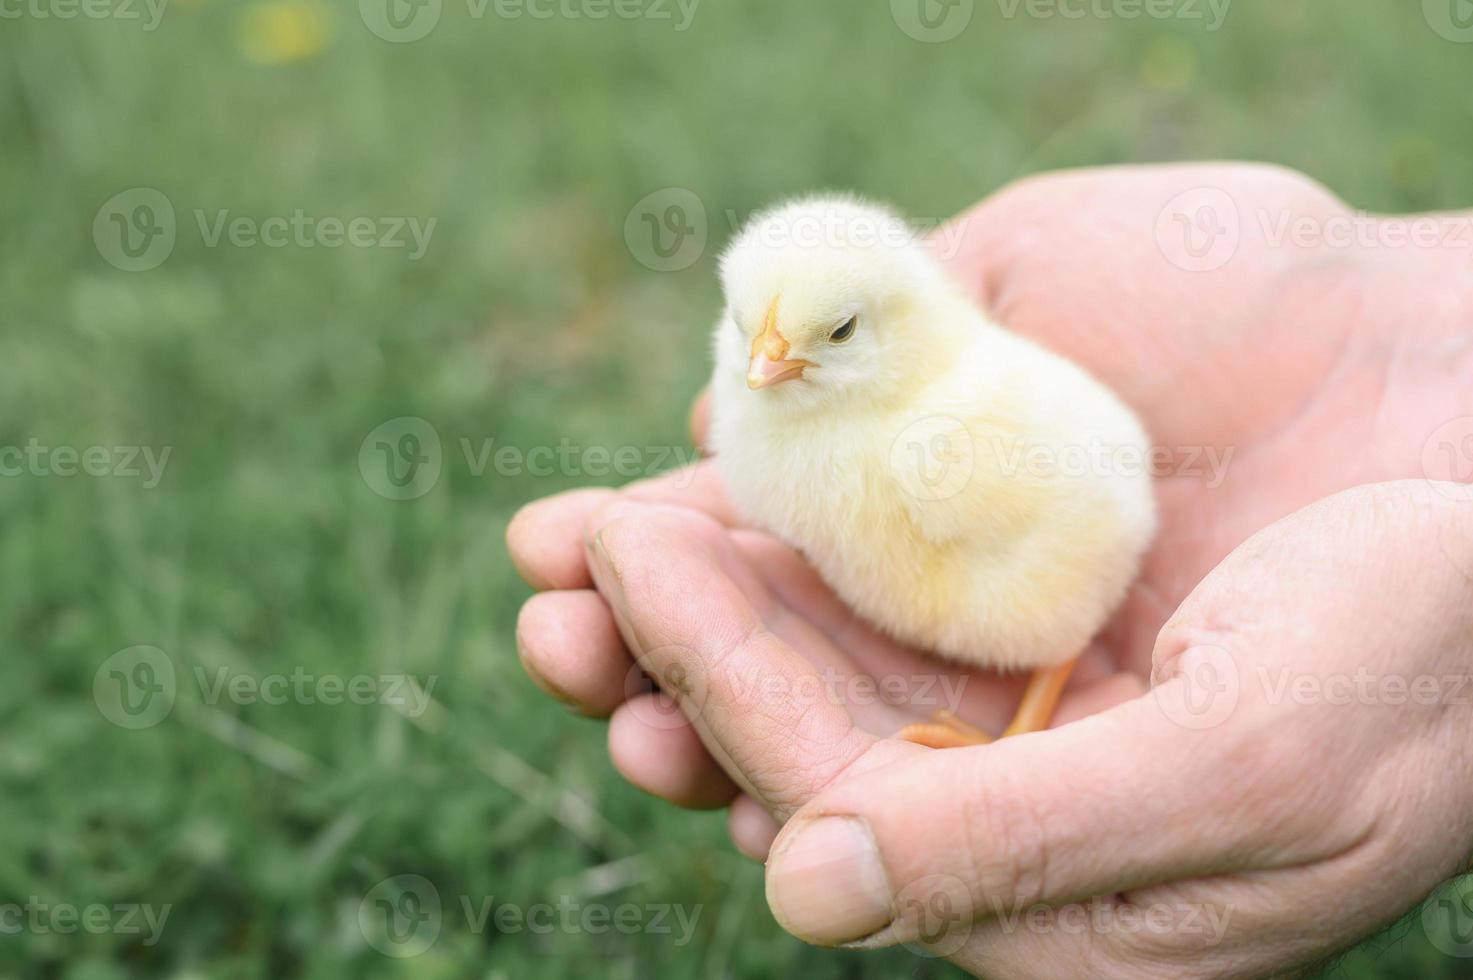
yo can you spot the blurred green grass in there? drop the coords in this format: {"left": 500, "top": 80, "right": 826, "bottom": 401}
{"left": 1, "top": 1, "right": 1472, "bottom": 976}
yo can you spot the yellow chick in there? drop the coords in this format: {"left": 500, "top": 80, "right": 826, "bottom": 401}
{"left": 708, "top": 196, "right": 1157, "bottom": 747}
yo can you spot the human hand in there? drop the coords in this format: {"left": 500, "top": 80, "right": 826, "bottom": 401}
{"left": 507, "top": 163, "right": 1473, "bottom": 973}
{"left": 580, "top": 478, "right": 1473, "bottom": 976}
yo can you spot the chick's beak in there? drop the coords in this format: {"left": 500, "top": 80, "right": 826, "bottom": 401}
{"left": 747, "top": 298, "right": 811, "bottom": 390}
{"left": 747, "top": 352, "right": 809, "bottom": 389}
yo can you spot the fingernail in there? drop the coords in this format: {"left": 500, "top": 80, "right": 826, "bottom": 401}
{"left": 765, "top": 817, "right": 892, "bottom": 946}
{"left": 590, "top": 529, "right": 627, "bottom": 607}
{"left": 516, "top": 648, "right": 580, "bottom": 708}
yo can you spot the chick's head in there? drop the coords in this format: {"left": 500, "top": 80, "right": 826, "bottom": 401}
{"left": 716, "top": 196, "right": 960, "bottom": 409}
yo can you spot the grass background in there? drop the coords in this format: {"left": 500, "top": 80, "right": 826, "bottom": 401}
{"left": 2, "top": 0, "right": 1472, "bottom": 976}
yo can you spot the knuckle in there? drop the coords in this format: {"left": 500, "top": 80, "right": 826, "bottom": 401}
{"left": 1206, "top": 715, "right": 1373, "bottom": 862}
{"left": 959, "top": 770, "right": 1052, "bottom": 909}
{"left": 1098, "top": 921, "right": 1237, "bottom": 980}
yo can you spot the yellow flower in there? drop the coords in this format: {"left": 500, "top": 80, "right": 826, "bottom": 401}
{"left": 1139, "top": 36, "right": 1196, "bottom": 93}
{"left": 237, "top": 0, "right": 333, "bottom": 65}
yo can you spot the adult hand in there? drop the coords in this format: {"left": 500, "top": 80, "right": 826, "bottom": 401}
{"left": 583, "top": 479, "right": 1473, "bottom": 977}
{"left": 507, "top": 163, "right": 1473, "bottom": 975}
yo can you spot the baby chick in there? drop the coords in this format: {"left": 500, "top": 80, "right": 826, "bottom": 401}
{"left": 708, "top": 196, "right": 1157, "bottom": 747}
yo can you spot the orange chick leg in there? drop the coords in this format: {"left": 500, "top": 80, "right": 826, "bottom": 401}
{"left": 897, "top": 657, "right": 1080, "bottom": 748}
{"left": 1000, "top": 657, "right": 1078, "bottom": 737}
{"left": 897, "top": 710, "right": 994, "bottom": 748}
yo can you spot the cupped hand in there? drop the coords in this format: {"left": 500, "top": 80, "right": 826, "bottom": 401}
{"left": 506, "top": 163, "right": 1473, "bottom": 973}
{"left": 583, "top": 479, "right": 1473, "bottom": 977}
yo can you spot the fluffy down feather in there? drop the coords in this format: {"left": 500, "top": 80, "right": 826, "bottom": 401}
{"left": 709, "top": 196, "right": 1157, "bottom": 671}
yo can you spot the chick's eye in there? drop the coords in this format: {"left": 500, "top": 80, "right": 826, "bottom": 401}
{"left": 829, "top": 316, "right": 857, "bottom": 344}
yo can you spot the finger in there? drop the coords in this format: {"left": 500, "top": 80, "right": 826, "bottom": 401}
{"left": 515, "top": 590, "right": 633, "bottom": 716}
{"left": 585, "top": 502, "right": 877, "bottom": 817}
{"left": 507, "top": 488, "right": 618, "bottom": 590}
{"left": 608, "top": 695, "right": 739, "bottom": 810}
{"left": 508, "top": 462, "right": 740, "bottom": 595}
{"left": 621, "top": 460, "right": 743, "bottom": 527}
{"left": 762, "top": 693, "right": 1277, "bottom": 949}
{"left": 729, "top": 794, "right": 781, "bottom": 861}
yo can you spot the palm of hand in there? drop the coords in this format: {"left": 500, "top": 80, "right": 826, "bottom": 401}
{"left": 676, "top": 163, "right": 1440, "bottom": 736}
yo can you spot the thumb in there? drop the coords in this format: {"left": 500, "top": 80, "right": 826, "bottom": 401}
{"left": 762, "top": 688, "right": 1270, "bottom": 950}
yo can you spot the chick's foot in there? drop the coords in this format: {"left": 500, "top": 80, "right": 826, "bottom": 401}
{"left": 898, "top": 658, "right": 1081, "bottom": 749}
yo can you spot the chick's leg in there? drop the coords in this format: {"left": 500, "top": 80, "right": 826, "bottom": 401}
{"left": 1000, "top": 658, "right": 1078, "bottom": 737}
{"left": 897, "top": 710, "right": 994, "bottom": 748}
{"left": 897, "top": 657, "right": 1079, "bottom": 748}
